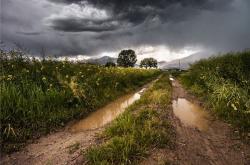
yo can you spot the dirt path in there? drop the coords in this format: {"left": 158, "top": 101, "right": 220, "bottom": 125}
{"left": 0, "top": 83, "right": 150, "bottom": 165}
{"left": 1, "top": 79, "right": 249, "bottom": 165}
{"left": 1, "top": 126, "right": 102, "bottom": 165}
{"left": 169, "top": 80, "right": 250, "bottom": 165}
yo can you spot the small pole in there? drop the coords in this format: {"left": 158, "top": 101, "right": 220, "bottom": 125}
{"left": 179, "top": 59, "right": 181, "bottom": 71}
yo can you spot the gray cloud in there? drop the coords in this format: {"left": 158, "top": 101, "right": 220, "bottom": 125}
{"left": 16, "top": 32, "right": 42, "bottom": 35}
{"left": 48, "top": 18, "right": 121, "bottom": 32}
{"left": 47, "top": 0, "right": 234, "bottom": 32}
{"left": 1, "top": 0, "right": 250, "bottom": 58}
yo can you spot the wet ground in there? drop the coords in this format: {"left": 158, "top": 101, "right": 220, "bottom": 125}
{"left": 0, "top": 87, "right": 147, "bottom": 165}
{"left": 71, "top": 88, "right": 145, "bottom": 132}
{"left": 167, "top": 79, "right": 250, "bottom": 165}
{"left": 1, "top": 78, "right": 250, "bottom": 165}
{"left": 172, "top": 98, "right": 210, "bottom": 131}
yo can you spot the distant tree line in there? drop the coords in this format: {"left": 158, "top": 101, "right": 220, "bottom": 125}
{"left": 105, "top": 49, "right": 158, "bottom": 68}
{"left": 139, "top": 58, "right": 157, "bottom": 68}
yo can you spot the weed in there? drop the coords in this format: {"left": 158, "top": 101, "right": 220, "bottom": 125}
{"left": 180, "top": 51, "right": 250, "bottom": 136}
{"left": 86, "top": 73, "right": 174, "bottom": 164}
{"left": 0, "top": 49, "right": 161, "bottom": 153}
{"left": 68, "top": 142, "right": 80, "bottom": 154}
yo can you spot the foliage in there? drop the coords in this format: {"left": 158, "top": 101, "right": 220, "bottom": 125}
{"left": 117, "top": 49, "right": 137, "bottom": 67}
{"left": 0, "top": 49, "right": 161, "bottom": 153}
{"left": 180, "top": 51, "right": 250, "bottom": 136}
{"left": 86, "top": 74, "right": 174, "bottom": 164}
{"left": 140, "top": 58, "right": 158, "bottom": 68}
{"left": 105, "top": 61, "right": 116, "bottom": 67}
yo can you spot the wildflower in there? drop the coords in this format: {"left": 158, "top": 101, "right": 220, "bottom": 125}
{"left": 65, "top": 75, "right": 69, "bottom": 79}
{"left": 11, "top": 65, "right": 14, "bottom": 68}
{"left": 7, "top": 75, "right": 13, "bottom": 81}
{"left": 231, "top": 103, "right": 237, "bottom": 111}
{"left": 49, "top": 84, "right": 53, "bottom": 88}
{"left": 56, "top": 66, "right": 58, "bottom": 70}
{"left": 42, "top": 77, "right": 46, "bottom": 81}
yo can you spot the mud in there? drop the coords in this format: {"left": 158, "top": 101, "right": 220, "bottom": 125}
{"left": 172, "top": 98, "right": 210, "bottom": 131}
{"left": 168, "top": 79, "right": 250, "bottom": 165}
{"left": 70, "top": 88, "right": 145, "bottom": 132}
{"left": 0, "top": 88, "right": 146, "bottom": 165}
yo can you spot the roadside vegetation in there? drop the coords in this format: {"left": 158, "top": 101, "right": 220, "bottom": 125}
{"left": 180, "top": 51, "right": 250, "bottom": 138}
{"left": 86, "top": 73, "right": 174, "bottom": 164}
{"left": 0, "top": 50, "right": 160, "bottom": 153}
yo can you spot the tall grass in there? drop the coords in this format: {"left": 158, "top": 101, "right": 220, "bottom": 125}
{"left": 0, "top": 50, "right": 161, "bottom": 153}
{"left": 86, "top": 73, "right": 174, "bottom": 164}
{"left": 180, "top": 51, "right": 250, "bottom": 136}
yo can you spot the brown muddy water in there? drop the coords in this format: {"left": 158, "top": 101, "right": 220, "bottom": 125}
{"left": 172, "top": 98, "right": 210, "bottom": 131}
{"left": 70, "top": 88, "right": 146, "bottom": 133}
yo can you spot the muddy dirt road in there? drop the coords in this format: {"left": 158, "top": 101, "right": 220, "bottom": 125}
{"left": 1, "top": 79, "right": 249, "bottom": 165}
{"left": 0, "top": 88, "right": 146, "bottom": 165}
{"left": 169, "top": 79, "right": 250, "bottom": 165}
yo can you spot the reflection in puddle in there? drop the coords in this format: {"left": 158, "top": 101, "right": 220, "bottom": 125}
{"left": 70, "top": 88, "right": 145, "bottom": 133}
{"left": 172, "top": 98, "right": 210, "bottom": 131}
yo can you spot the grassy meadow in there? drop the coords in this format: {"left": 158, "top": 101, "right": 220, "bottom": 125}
{"left": 86, "top": 73, "right": 174, "bottom": 164}
{"left": 180, "top": 51, "right": 250, "bottom": 137}
{"left": 0, "top": 50, "right": 160, "bottom": 153}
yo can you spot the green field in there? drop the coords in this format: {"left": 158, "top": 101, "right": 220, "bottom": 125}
{"left": 0, "top": 50, "right": 160, "bottom": 152}
{"left": 180, "top": 51, "right": 250, "bottom": 137}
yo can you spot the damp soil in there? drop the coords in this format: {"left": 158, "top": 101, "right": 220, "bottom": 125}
{"left": 166, "top": 79, "right": 250, "bottom": 165}
{"left": 172, "top": 98, "right": 210, "bottom": 131}
{"left": 1, "top": 78, "right": 250, "bottom": 165}
{"left": 0, "top": 88, "right": 146, "bottom": 165}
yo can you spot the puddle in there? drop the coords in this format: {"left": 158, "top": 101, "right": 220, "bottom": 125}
{"left": 70, "top": 88, "right": 145, "bottom": 133}
{"left": 172, "top": 98, "right": 210, "bottom": 131}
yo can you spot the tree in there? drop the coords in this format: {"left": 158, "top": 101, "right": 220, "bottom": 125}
{"left": 140, "top": 58, "right": 158, "bottom": 68}
{"left": 105, "top": 61, "right": 116, "bottom": 67}
{"left": 117, "top": 49, "right": 137, "bottom": 67}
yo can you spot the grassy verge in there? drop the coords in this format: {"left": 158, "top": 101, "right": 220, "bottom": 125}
{"left": 0, "top": 50, "right": 161, "bottom": 153}
{"left": 180, "top": 51, "right": 250, "bottom": 139}
{"left": 86, "top": 73, "right": 174, "bottom": 164}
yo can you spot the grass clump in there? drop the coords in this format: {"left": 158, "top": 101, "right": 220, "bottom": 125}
{"left": 180, "top": 51, "right": 250, "bottom": 137}
{"left": 68, "top": 142, "right": 80, "bottom": 154}
{"left": 0, "top": 50, "right": 161, "bottom": 153}
{"left": 86, "top": 73, "right": 173, "bottom": 164}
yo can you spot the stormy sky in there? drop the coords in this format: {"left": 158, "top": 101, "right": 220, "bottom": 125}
{"left": 1, "top": 0, "right": 250, "bottom": 61}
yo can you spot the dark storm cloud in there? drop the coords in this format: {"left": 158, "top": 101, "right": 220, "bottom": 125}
{"left": 1, "top": 0, "right": 250, "bottom": 58}
{"left": 49, "top": 18, "right": 120, "bottom": 32}
{"left": 47, "top": 0, "right": 233, "bottom": 32}
{"left": 16, "top": 32, "right": 42, "bottom": 36}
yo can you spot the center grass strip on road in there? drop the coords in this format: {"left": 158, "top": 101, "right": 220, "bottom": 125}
{"left": 85, "top": 73, "right": 174, "bottom": 165}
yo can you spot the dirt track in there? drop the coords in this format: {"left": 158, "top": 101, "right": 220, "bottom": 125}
{"left": 1, "top": 79, "right": 250, "bottom": 165}
{"left": 168, "top": 80, "right": 250, "bottom": 165}
{"left": 0, "top": 126, "right": 102, "bottom": 165}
